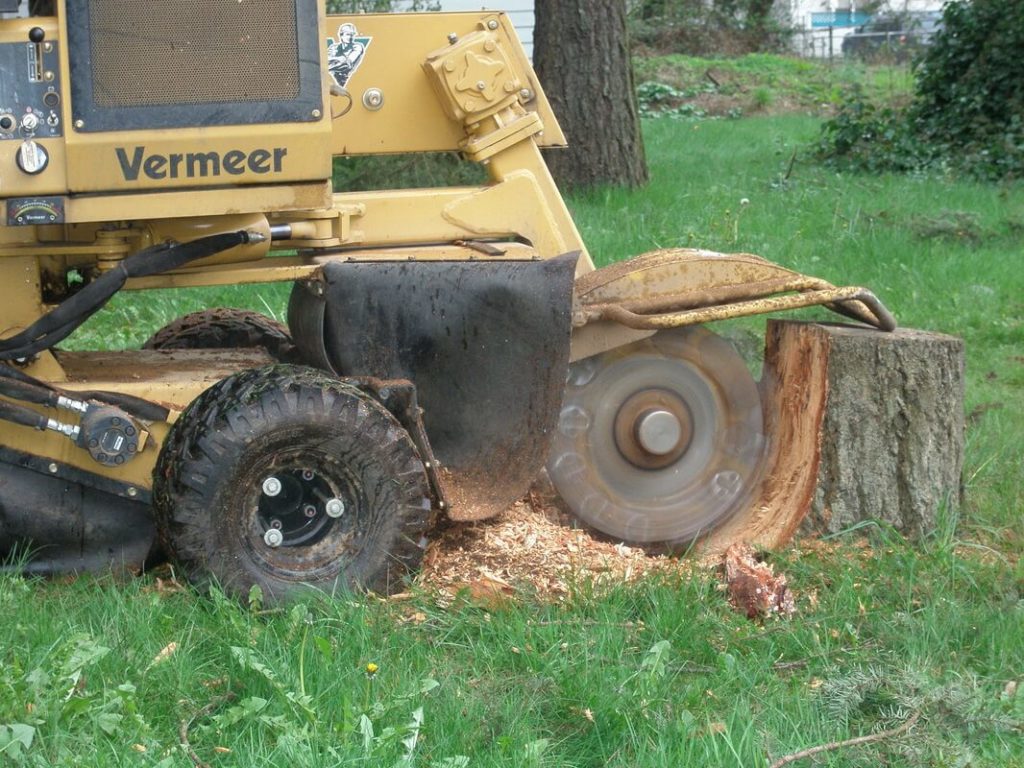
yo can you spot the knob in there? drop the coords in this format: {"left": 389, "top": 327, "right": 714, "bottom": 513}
{"left": 16, "top": 140, "right": 49, "bottom": 175}
{"left": 29, "top": 27, "right": 45, "bottom": 44}
{"left": 0, "top": 114, "right": 14, "bottom": 133}
{"left": 21, "top": 113, "right": 39, "bottom": 132}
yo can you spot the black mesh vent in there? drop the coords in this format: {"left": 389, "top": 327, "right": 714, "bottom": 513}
{"left": 87, "top": 0, "right": 300, "bottom": 107}
{"left": 67, "top": 0, "right": 321, "bottom": 132}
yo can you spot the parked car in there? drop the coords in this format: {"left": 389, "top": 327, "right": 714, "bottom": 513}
{"left": 842, "top": 11, "right": 943, "bottom": 60}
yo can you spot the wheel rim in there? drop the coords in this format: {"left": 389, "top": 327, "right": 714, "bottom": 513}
{"left": 547, "top": 326, "right": 766, "bottom": 546}
{"left": 256, "top": 468, "right": 341, "bottom": 548}
{"left": 239, "top": 446, "right": 368, "bottom": 580}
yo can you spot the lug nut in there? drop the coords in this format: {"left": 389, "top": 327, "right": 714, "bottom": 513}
{"left": 303, "top": 504, "right": 317, "bottom": 518}
{"left": 262, "top": 477, "right": 282, "bottom": 497}
{"left": 325, "top": 498, "right": 345, "bottom": 518}
{"left": 264, "top": 529, "right": 284, "bottom": 547}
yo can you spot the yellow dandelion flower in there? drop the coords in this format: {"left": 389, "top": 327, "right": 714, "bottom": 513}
{"left": 365, "top": 662, "right": 379, "bottom": 676}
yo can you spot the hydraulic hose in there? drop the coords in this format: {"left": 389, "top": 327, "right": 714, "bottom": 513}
{"left": 0, "top": 231, "right": 254, "bottom": 361}
{"left": 0, "top": 361, "right": 169, "bottom": 423}
{"left": 0, "top": 397, "right": 48, "bottom": 431}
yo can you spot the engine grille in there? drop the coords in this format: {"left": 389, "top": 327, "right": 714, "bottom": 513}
{"left": 67, "top": 0, "right": 321, "bottom": 132}
{"left": 87, "top": 0, "right": 300, "bottom": 108}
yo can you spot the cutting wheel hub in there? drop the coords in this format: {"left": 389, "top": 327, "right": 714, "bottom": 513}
{"left": 614, "top": 390, "right": 693, "bottom": 469}
{"left": 637, "top": 409, "right": 684, "bottom": 455}
{"left": 546, "top": 326, "right": 766, "bottom": 548}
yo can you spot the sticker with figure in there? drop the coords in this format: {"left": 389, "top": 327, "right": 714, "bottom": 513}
{"left": 326, "top": 22, "right": 371, "bottom": 88}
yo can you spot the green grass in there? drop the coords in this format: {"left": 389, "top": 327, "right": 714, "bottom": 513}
{"left": 632, "top": 53, "right": 915, "bottom": 116}
{"left": 2, "top": 540, "right": 1021, "bottom": 765}
{"left": 10, "top": 115, "right": 1024, "bottom": 765}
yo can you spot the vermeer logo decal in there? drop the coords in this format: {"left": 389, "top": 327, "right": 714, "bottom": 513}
{"left": 115, "top": 146, "right": 288, "bottom": 181}
{"left": 326, "top": 22, "right": 371, "bottom": 88}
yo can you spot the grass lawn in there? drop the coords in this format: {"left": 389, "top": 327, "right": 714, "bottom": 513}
{"left": 632, "top": 53, "right": 916, "bottom": 117}
{"left": 3, "top": 113, "right": 1023, "bottom": 766}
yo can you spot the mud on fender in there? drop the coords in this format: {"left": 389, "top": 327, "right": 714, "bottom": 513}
{"left": 288, "top": 252, "right": 579, "bottom": 520}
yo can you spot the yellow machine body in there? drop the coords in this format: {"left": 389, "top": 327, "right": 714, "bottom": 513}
{"left": 0, "top": 1, "right": 893, "bottom": 583}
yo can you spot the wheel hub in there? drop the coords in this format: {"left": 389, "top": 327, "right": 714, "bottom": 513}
{"left": 636, "top": 410, "right": 682, "bottom": 455}
{"left": 546, "top": 327, "right": 766, "bottom": 547}
{"left": 256, "top": 468, "right": 344, "bottom": 548}
{"left": 613, "top": 389, "right": 693, "bottom": 470}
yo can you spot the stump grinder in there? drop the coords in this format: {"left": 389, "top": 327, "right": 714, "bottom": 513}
{"left": 0, "top": 0, "right": 894, "bottom": 600}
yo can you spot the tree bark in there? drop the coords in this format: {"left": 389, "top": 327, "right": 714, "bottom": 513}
{"left": 704, "top": 321, "right": 965, "bottom": 552}
{"left": 802, "top": 323, "right": 965, "bottom": 537}
{"left": 533, "top": 0, "right": 649, "bottom": 189}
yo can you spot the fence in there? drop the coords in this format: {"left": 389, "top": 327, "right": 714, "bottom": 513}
{"left": 791, "top": 26, "right": 921, "bottom": 64}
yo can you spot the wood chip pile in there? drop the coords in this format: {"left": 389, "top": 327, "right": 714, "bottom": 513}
{"left": 417, "top": 476, "right": 701, "bottom": 599}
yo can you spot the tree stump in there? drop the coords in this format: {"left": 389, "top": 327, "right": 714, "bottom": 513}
{"left": 704, "top": 320, "right": 965, "bottom": 551}
{"left": 799, "top": 322, "right": 965, "bottom": 537}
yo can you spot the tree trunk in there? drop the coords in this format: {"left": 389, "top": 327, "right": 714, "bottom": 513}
{"left": 704, "top": 321, "right": 965, "bottom": 552}
{"left": 533, "top": 0, "right": 649, "bottom": 189}
{"left": 801, "top": 323, "right": 965, "bottom": 537}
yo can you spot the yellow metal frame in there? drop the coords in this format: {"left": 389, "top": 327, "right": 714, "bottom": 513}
{"left": 0, "top": 3, "right": 893, "bottom": 495}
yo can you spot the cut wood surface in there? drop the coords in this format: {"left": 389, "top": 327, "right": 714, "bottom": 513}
{"left": 706, "top": 320, "right": 964, "bottom": 551}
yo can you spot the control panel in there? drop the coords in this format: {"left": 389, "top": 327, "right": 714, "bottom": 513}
{"left": 0, "top": 29, "right": 62, "bottom": 143}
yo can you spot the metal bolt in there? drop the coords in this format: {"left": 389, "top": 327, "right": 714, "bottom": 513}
{"left": 636, "top": 410, "right": 683, "bottom": 456}
{"left": 303, "top": 504, "right": 317, "bottom": 518}
{"left": 476, "top": 80, "right": 486, "bottom": 91}
{"left": 325, "top": 498, "right": 345, "bottom": 518}
{"left": 447, "top": 32, "right": 458, "bottom": 44}
{"left": 74, "top": 119, "right": 83, "bottom": 129}
{"left": 48, "top": 462, "right": 58, "bottom": 473}
{"left": 127, "top": 487, "right": 138, "bottom": 497}
{"left": 487, "top": 19, "right": 499, "bottom": 30}
{"left": 362, "top": 88, "right": 384, "bottom": 111}
{"left": 264, "top": 529, "right": 284, "bottom": 548}
{"left": 270, "top": 519, "right": 283, "bottom": 530}
{"left": 519, "top": 88, "right": 534, "bottom": 102}
{"left": 312, "top": 108, "right": 322, "bottom": 118}
{"left": 302, "top": 469, "right": 315, "bottom": 481}
{"left": 262, "top": 476, "right": 282, "bottom": 497}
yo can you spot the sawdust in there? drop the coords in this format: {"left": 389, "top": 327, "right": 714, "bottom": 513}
{"left": 416, "top": 475, "right": 705, "bottom": 600}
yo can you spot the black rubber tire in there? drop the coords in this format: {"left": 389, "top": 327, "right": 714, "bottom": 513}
{"left": 152, "top": 365, "right": 432, "bottom": 602}
{"left": 143, "top": 308, "right": 296, "bottom": 362}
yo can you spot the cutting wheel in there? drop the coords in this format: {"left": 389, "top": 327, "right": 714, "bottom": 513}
{"left": 546, "top": 326, "right": 766, "bottom": 548}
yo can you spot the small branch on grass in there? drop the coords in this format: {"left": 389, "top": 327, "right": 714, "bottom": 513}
{"left": 767, "top": 710, "right": 921, "bottom": 768}
{"left": 771, "top": 660, "right": 808, "bottom": 672}
{"left": 179, "top": 693, "right": 235, "bottom": 768}
{"left": 784, "top": 149, "right": 798, "bottom": 181}
{"left": 533, "top": 619, "right": 641, "bottom": 629}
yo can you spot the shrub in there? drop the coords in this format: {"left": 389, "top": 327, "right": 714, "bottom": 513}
{"left": 818, "top": 0, "right": 1024, "bottom": 180}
